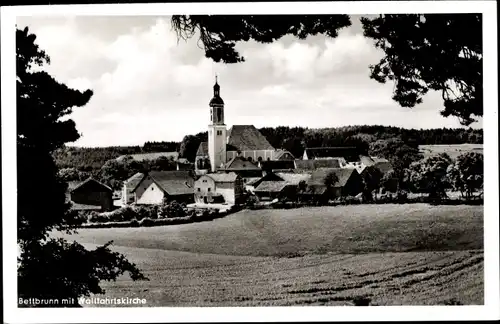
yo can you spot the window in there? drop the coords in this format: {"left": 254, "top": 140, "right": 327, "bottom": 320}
{"left": 217, "top": 130, "right": 222, "bottom": 136}
{"left": 151, "top": 187, "right": 154, "bottom": 191}
{"left": 208, "top": 188, "right": 211, "bottom": 192}
{"left": 197, "top": 188, "right": 201, "bottom": 192}
{"left": 203, "top": 180, "right": 207, "bottom": 183}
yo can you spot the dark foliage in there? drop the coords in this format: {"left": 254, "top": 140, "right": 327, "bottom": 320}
{"left": 142, "top": 141, "right": 180, "bottom": 153}
{"left": 179, "top": 131, "right": 208, "bottom": 161}
{"left": 17, "top": 26, "right": 146, "bottom": 306}
{"left": 361, "top": 14, "right": 482, "bottom": 126}
{"left": 171, "top": 15, "right": 351, "bottom": 63}
{"left": 172, "top": 14, "right": 482, "bottom": 126}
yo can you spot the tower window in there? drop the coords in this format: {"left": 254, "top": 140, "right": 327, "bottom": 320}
{"left": 217, "top": 130, "right": 222, "bottom": 136}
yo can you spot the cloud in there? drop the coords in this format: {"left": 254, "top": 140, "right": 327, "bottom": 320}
{"left": 16, "top": 15, "right": 481, "bottom": 147}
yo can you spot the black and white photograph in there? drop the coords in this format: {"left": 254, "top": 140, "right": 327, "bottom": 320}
{"left": 2, "top": 1, "right": 499, "bottom": 323}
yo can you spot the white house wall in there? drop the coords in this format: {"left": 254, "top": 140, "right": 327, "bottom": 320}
{"left": 136, "top": 182, "right": 165, "bottom": 205}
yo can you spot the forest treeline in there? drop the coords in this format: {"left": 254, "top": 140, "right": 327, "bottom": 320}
{"left": 53, "top": 125, "right": 483, "bottom": 173}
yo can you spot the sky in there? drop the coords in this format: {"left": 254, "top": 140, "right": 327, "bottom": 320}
{"left": 17, "top": 15, "right": 483, "bottom": 147}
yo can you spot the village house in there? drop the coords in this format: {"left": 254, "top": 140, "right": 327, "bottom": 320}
{"left": 194, "top": 172, "right": 245, "bottom": 205}
{"left": 223, "top": 156, "right": 263, "bottom": 179}
{"left": 300, "top": 168, "right": 363, "bottom": 202}
{"left": 67, "top": 177, "right": 114, "bottom": 212}
{"left": 132, "top": 170, "right": 195, "bottom": 205}
{"left": 121, "top": 172, "right": 145, "bottom": 205}
{"left": 253, "top": 172, "right": 311, "bottom": 201}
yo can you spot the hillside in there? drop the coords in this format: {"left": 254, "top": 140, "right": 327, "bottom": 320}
{"left": 56, "top": 204, "right": 483, "bottom": 306}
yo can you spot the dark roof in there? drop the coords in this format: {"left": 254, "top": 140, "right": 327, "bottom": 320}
{"left": 135, "top": 171, "right": 194, "bottom": 196}
{"left": 209, "top": 96, "right": 224, "bottom": 106}
{"left": 294, "top": 159, "right": 341, "bottom": 171}
{"left": 304, "top": 147, "right": 360, "bottom": 161}
{"left": 117, "top": 152, "right": 179, "bottom": 162}
{"left": 196, "top": 142, "right": 209, "bottom": 156}
{"left": 225, "top": 156, "right": 261, "bottom": 170}
{"left": 205, "top": 172, "right": 239, "bottom": 183}
{"left": 259, "top": 160, "right": 295, "bottom": 171}
{"left": 275, "top": 172, "right": 311, "bottom": 185}
{"left": 254, "top": 181, "right": 288, "bottom": 193}
{"left": 124, "top": 172, "right": 145, "bottom": 190}
{"left": 227, "top": 125, "right": 275, "bottom": 151}
{"left": 70, "top": 178, "right": 112, "bottom": 193}
{"left": 307, "top": 168, "right": 357, "bottom": 188}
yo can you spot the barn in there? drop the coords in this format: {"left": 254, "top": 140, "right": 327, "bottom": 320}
{"left": 68, "top": 177, "right": 113, "bottom": 212}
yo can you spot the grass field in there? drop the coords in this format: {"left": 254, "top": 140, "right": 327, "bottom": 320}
{"left": 419, "top": 144, "right": 483, "bottom": 160}
{"left": 56, "top": 203, "right": 484, "bottom": 306}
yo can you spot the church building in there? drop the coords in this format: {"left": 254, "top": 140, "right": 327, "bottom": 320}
{"left": 195, "top": 78, "right": 294, "bottom": 174}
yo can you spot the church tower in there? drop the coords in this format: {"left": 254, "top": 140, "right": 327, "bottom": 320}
{"left": 208, "top": 76, "right": 227, "bottom": 172}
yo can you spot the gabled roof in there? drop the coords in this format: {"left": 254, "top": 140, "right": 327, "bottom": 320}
{"left": 116, "top": 152, "right": 179, "bottom": 162}
{"left": 307, "top": 168, "right": 357, "bottom": 188}
{"left": 245, "top": 177, "right": 263, "bottom": 186}
{"left": 206, "top": 172, "right": 239, "bottom": 183}
{"left": 225, "top": 156, "right": 261, "bottom": 170}
{"left": 124, "top": 172, "right": 145, "bottom": 190}
{"left": 70, "top": 177, "right": 112, "bottom": 193}
{"left": 196, "top": 142, "right": 209, "bottom": 156}
{"left": 259, "top": 160, "right": 295, "bottom": 171}
{"left": 254, "top": 181, "right": 288, "bottom": 193}
{"left": 275, "top": 172, "right": 311, "bottom": 186}
{"left": 67, "top": 181, "right": 84, "bottom": 192}
{"left": 227, "top": 125, "right": 275, "bottom": 151}
{"left": 294, "top": 159, "right": 341, "bottom": 171}
{"left": 274, "top": 149, "right": 295, "bottom": 160}
{"left": 304, "top": 147, "right": 360, "bottom": 161}
{"left": 134, "top": 171, "right": 194, "bottom": 196}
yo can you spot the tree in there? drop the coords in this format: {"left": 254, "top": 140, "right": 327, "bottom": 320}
{"left": 58, "top": 168, "right": 91, "bottom": 182}
{"left": 172, "top": 15, "right": 351, "bottom": 63}
{"left": 179, "top": 131, "right": 207, "bottom": 162}
{"left": 172, "top": 14, "right": 481, "bottom": 125}
{"left": 447, "top": 152, "right": 483, "bottom": 200}
{"left": 369, "top": 137, "right": 422, "bottom": 192}
{"left": 406, "top": 153, "right": 453, "bottom": 200}
{"left": 361, "top": 166, "right": 383, "bottom": 202}
{"left": 361, "top": 14, "right": 482, "bottom": 126}
{"left": 324, "top": 171, "right": 339, "bottom": 199}
{"left": 17, "top": 27, "right": 146, "bottom": 307}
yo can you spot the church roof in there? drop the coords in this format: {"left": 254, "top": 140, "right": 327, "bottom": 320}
{"left": 227, "top": 125, "right": 275, "bottom": 151}
{"left": 209, "top": 96, "right": 224, "bottom": 106}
